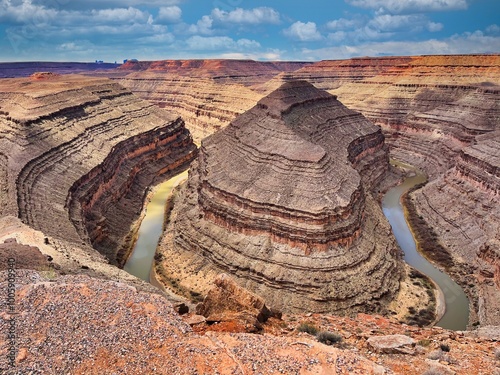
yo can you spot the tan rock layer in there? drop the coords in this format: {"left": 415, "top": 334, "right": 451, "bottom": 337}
{"left": 0, "top": 75, "right": 196, "bottom": 265}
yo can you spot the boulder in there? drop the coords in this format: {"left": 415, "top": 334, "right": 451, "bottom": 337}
{"left": 196, "top": 273, "right": 272, "bottom": 332}
{"left": 367, "top": 334, "right": 416, "bottom": 355}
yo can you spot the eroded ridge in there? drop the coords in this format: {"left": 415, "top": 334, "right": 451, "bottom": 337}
{"left": 0, "top": 74, "right": 196, "bottom": 265}
{"left": 162, "top": 81, "right": 403, "bottom": 314}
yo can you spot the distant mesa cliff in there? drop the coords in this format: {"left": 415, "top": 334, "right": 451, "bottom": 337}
{"left": 160, "top": 80, "right": 403, "bottom": 314}
{"left": 0, "top": 74, "right": 196, "bottom": 266}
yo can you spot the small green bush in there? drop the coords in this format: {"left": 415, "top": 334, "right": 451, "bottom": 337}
{"left": 316, "top": 331, "right": 342, "bottom": 346}
{"left": 296, "top": 322, "right": 318, "bottom": 335}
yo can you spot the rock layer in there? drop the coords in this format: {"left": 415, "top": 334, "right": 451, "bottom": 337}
{"left": 0, "top": 74, "right": 196, "bottom": 265}
{"left": 162, "top": 80, "right": 403, "bottom": 314}
{"left": 113, "top": 59, "right": 309, "bottom": 143}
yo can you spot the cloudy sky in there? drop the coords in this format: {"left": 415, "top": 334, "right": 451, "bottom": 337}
{"left": 1, "top": 0, "right": 499, "bottom": 62}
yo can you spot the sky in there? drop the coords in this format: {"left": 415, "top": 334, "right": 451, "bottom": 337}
{"left": 0, "top": 0, "right": 499, "bottom": 62}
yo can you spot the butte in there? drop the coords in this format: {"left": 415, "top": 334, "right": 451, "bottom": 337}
{"left": 159, "top": 80, "right": 404, "bottom": 314}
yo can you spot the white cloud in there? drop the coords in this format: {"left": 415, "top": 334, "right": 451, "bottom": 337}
{"left": 186, "top": 35, "right": 260, "bottom": 51}
{"left": 427, "top": 21, "right": 443, "bottom": 32}
{"left": 188, "top": 15, "right": 213, "bottom": 35}
{"left": 0, "top": 0, "right": 58, "bottom": 24}
{"left": 40, "top": 0, "right": 183, "bottom": 9}
{"left": 138, "top": 33, "right": 175, "bottom": 44}
{"left": 326, "top": 18, "right": 361, "bottom": 30}
{"left": 346, "top": 0, "right": 468, "bottom": 14}
{"left": 211, "top": 7, "right": 280, "bottom": 25}
{"left": 90, "top": 7, "right": 150, "bottom": 24}
{"left": 157, "top": 6, "right": 181, "bottom": 23}
{"left": 283, "top": 21, "right": 322, "bottom": 41}
{"left": 299, "top": 30, "right": 500, "bottom": 60}
{"left": 328, "top": 31, "right": 348, "bottom": 43}
{"left": 486, "top": 24, "right": 500, "bottom": 35}
{"left": 368, "top": 14, "right": 441, "bottom": 32}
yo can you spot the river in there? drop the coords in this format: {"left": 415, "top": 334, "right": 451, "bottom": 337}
{"left": 124, "top": 162, "right": 469, "bottom": 330}
{"left": 382, "top": 161, "right": 469, "bottom": 330}
{"left": 123, "top": 170, "right": 188, "bottom": 282}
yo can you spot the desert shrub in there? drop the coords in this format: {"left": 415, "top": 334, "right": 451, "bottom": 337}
{"left": 418, "top": 339, "right": 432, "bottom": 347}
{"left": 297, "top": 322, "right": 318, "bottom": 335}
{"left": 316, "top": 331, "right": 342, "bottom": 345}
{"left": 439, "top": 343, "right": 450, "bottom": 352}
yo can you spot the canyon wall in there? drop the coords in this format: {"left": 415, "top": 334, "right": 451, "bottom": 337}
{"left": 159, "top": 81, "right": 403, "bottom": 314}
{"left": 0, "top": 74, "right": 196, "bottom": 265}
{"left": 114, "top": 55, "right": 499, "bottom": 325}
{"left": 113, "top": 59, "right": 309, "bottom": 143}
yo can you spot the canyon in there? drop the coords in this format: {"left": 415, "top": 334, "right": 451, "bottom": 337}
{"left": 158, "top": 80, "right": 404, "bottom": 315}
{"left": 0, "top": 55, "right": 498, "bottom": 374}
{"left": 0, "top": 73, "right": 196, "bottom": 270}
{"left": 116, "top": 55, "right": 499, "bottom": 327}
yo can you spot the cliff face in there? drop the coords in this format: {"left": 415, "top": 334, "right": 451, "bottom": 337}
{"left": 115, "top": 73, "right": 261, "bottom": 143}
{"left": 0, "top": 74, "right": 196, "bottom": 265}
{"left": 323, "top": 55, "right": 500, "bottom": 175}
{"left": 113, "top": 59, "right": 309, "bottom": 143}
{"left": 160, "top": 81, "right": 403, "bottom": 314}
{"left": 408, "top": 131, "right": 500, "bottom": 325}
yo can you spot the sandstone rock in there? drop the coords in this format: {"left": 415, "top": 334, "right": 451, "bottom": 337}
{"left": 196, "top": 273, "right": 272, "bottom": 332}
{"left": 0, "top": 74, "right": 196, "bottom": 266}
{"left": 0, "top": 238, "right": 49, "bottom": 271}
{"left": 183, "top": 314, "right": 206, "bottom": 326}
{"left": 367, "top": 334, "right": 416, "bottom": 355}
{"left": 161, "top": 80, "right": 403, "bottom": 314}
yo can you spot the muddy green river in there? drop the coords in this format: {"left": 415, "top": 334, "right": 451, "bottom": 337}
{"left": 123, "top": 171, "right": 188, "bottom": 282}
{"left": 382, "top": 162, "right": 469, "bottom": 330}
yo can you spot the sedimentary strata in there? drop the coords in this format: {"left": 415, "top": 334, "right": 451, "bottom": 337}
{"left": 160, "top": 80, "right": 403, "bottom": 314}
{"left": 325, "top": 55, "right": 500, "bottom": 175}
{"left": 0, "top": 74, "right": 196, "bottom": 265}
{"left": 407, "top": 131, "right": 500, "bottom": 326}
{"left": 115, "top": 73, "right": 261, "bottom": 143}
{"left": 113, "top": 59, "right": 309, "bottom": 143}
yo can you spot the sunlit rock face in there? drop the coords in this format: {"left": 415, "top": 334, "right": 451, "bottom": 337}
{"left": 166, "top": 80, "right": 403, "bottom": 314}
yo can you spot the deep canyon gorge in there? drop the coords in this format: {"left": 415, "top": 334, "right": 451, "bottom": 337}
{"left": 0, "top": 55, "right": 498, "bottom": 374}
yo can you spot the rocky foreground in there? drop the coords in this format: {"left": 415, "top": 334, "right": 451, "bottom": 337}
{"left": 0, "top": 270, "right": 498, "bottom": 375}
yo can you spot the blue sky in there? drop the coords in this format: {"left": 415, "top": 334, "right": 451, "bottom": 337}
{"left": 0, "top": 0, "right": 499, "bottom": 62}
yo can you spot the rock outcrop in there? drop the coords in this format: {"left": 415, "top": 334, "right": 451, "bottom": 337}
{"left": 0, "top": 74, "right": 196, "bottom": 265}
{"left": 159, "top": 80, "right": 403, "bottom": 314}
{"left": 115, "top": 73, "right": 261, "bottom": 143}
{"left": 196, "top": 273, "right": 272, "bottom": 332}
{"left": 1, "top": 269, "right": 498, "bottom": 375}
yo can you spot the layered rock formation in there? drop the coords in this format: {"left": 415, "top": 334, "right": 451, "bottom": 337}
{"left": 114, "top": 74, "right": 261, "bottom": 143}
{"left": 160, "top": 80, "right": 403, "bottom": 314}
{"left": 113, "top": 59, "right": 309, "bottom": 143}
{"left": 407, "top": 131, "right": 500, "bottom": 325}
{"left": 0, "top": 74, "right": 196, "bottom": 265}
